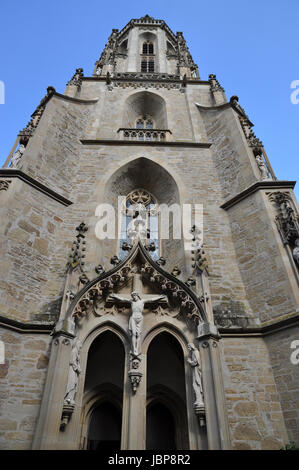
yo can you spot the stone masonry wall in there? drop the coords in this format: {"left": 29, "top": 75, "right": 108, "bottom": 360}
{"left": 265, "top": 325, "right": 299, "bottom": 445}
{"left": 0, "top": 329, "right": 51, "bottom": 450}
{"left": 0, "top": 179, "right": 67, "bottom": 322}
{"left": 221, "top": 336, "right": 289, "bottom": 450}
{"left": 226, "top": 192, "right": 297, "bottom": 322}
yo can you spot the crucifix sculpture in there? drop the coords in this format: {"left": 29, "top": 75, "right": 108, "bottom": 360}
{"left": 109, "top": 273, "right": 167, "bottom": 357}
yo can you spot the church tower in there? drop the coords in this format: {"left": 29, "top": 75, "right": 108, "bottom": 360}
{"left": 0, "top": 15, "right": 298, "bottom": 450}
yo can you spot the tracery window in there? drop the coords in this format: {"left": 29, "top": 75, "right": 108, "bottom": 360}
{"left": 119, "top": 189, "right": 159, "bottom": 260}
{"left": 141, "top": 59, "right": 155, "bottom": 73}
{"left": 136, "top": 116, "right": 154, "bottom": 129}
{"left": 141, "top": 41, "right": 155, "bottom": 72}
{"left": 142, "top": 41, "right": 154, "bottom": 55}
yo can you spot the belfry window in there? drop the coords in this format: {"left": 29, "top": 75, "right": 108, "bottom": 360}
{"left": 142, "top": 41, "right": 154, "bottom": 55}
{"left": 136, "top": 116, "right": 154, "bottom": 129}
{"left": 141, "top": 59, "right": 155, "bottom": 73}
{"left": 119, "top": 189, "right": 159, "bottom": 260}
{"left": 141, "top": 41, "right": 155, "bottom": 72}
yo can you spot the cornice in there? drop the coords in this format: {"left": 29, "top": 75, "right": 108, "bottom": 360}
{"left": 52, "top": 91, "right": 98, "bottom": 105}
{"left": 195, "top": 100, "right": 254, "bottom": 126}
{"left": 1, "top": 309, "right": 298, "bottom": 338}
{"left": 0, "top": 169, "right": 73, "bottom": 206}
{"left": 82, "top": 76, "right": 209, "bottom": 85}
{"left": 80, "top": 139, "right": 212, "bottom": 148}
{"left": 220, "top": 180, "right": 296, "bottom": 210}
{"left": 0, "top": 315, "right": 54, "bottom": 334}
{"left": 219, "top": 312, "right": 299, "bottom": 337}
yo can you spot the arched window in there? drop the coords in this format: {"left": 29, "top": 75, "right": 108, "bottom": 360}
{"left": 136, "top": 116, "right": 154, "bottom": 129}
{"left": 119, "top": 189, "right": 159, "bottom": 260}
{"left": 141, "top": 41, "right": 155, "bottom": 72}
{"left": 143, "top": 41, "right": 154, "bottom": 55}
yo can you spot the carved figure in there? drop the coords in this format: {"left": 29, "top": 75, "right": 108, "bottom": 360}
{"left": 64, "top": 338, "right": 82, "bottom": 404}
{"left": 187, "top": 343, "right": 204, "bottom": 407}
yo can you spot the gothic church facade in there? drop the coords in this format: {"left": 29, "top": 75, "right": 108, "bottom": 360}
{"left": 0, "top": 15, "right": 298, "bottom": 450}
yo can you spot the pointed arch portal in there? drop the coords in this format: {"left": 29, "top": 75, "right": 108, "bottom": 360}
{"left": 146, "top": 332, "right": 189, "bottom": 450}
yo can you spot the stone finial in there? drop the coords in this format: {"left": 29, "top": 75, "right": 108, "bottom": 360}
{"left": 69, "top": 222, "right": 88, "bottom": 268}
{"left": 67, "top": 68, "right": 84, "bottom": 87}
{"left": 208, "top": 74, "right": 224, "bottom": 93}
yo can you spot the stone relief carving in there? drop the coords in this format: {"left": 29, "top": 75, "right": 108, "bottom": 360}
{"left": 113, "top": 81, "right": 182, "bottom": 91}
{"left": 72, "top": 264, "right": 132, "bottom": 320}
{"left": 114, "top": 72, "right": 180, "bottom": 80}
{"left": 0, "top": 180, "right": 12, "bottom": 191}
{"left": 141, "top": 262, "right": 202, "bottom": 322}
{"left": 213, "top": 300, "right": 253, "bottom": 329}
{"left": 268, "top": 191, "right": 299, "bottom": 245}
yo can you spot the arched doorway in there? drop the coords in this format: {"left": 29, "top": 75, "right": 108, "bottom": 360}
{"left": 146, "top": 402, "right": 176, "bottom": 450}
{"left": 87, "top": 401, "right": 122, "bottom": 450}
{"left": 83, "top": 331, "right": 125, "bottom": 450}
{"left": 146, "top": 332, "right": 189, "bottom": 450}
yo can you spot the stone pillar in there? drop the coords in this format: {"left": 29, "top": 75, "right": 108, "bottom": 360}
{"left": 32, "top": 332, "right": 74, "bottom": 449}
{"left": 123, "top": 352, "right": 147, "bottom": 449}
{"left": 157, "top": 29, "right": 167, "bottom": 73}
{"left": 197, "top": 322, "right": 231, "bottom": 449}
{"left": 127, "top": 28, "right": 139, "bottom": 72}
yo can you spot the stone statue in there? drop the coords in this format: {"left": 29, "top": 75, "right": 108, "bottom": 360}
{"left": 95, "top": 65, "right": 102, "bottom": 76}
{"left": 187, "top": 343, "right": 204, "bottom": 408}
{"left": 110, "top": 291, "right": 166, "bottom": 356}
{"left": 255, "top": 154, "right": 269, "bottom": 180}
{"left": 127, "top": 203, "right": 147, "bottom": 241}
{"left": 10, "top": 143, "right": 25, "bottom": 168}
{"left": 64, "top": 338, "right": 82, "bottom": 404}
{"left": 293, "top": 238, "right": 299, "bottom": 267}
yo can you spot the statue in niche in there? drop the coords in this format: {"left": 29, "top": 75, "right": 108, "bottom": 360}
{"left": 187, "top": 343, "right": 204, "bottom": 408}
{"left": 293, "top": 238, "right": 299, "bottom": 267}
{"left": 127, "top": 203, "right": 147, "bottom": 241}
{"left": 10, "top": 143, "right": 26, "bottom": 168}
{"left": 110, "top": 291, "right": 166, "bottom": 356}
{"left": 255, "top": 154, "right": 270, "bottom": 180}
{"left": 64, "top": 338, "right": 82, "bottom": 404}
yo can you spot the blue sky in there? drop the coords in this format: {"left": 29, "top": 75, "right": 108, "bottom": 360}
{"left": 0, "top": 0, "right": 298, "bottom": 198}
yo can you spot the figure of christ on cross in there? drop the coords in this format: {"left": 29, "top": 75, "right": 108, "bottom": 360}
{"left": 109, "top": 275, "right": 167, "bottom": 357}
